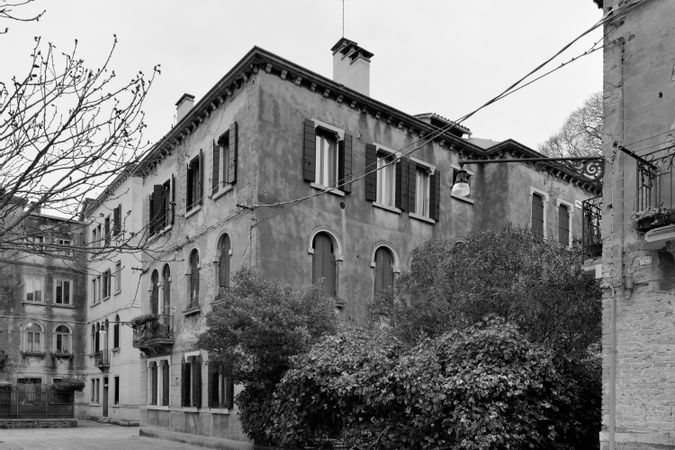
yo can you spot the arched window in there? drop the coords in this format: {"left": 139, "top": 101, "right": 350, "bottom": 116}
{"left": 113, "top": 314, "right": 120, "bottom": 348}
{"left": 189, "top": 250, "right": 200, "bottom": 308}
{"left": 150, "top": 270, "right": 159, "bottom": 315}
{"left": 54, "top": 325, "right": 71, "bottom": 354}
{"left": 218, "top": 234, "right": 231, "bottom": 291}
{"left": 25, "top": 323, "right": 43, "bottom": 353}
{"left": 162, "top": 264, "right": 171, "bottom": 314}
{"left": 312, "top": 232, "right": 336, "bottom": 296}
{"left": 95, "top": 322, "right": 101, "bottom": 353}
{"left": 373, "top": 246, "right": 395, "bottom": 297}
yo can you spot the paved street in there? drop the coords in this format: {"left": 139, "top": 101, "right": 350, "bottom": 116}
{"left": 0, "top": 420, "right": 206, "bottom": 450}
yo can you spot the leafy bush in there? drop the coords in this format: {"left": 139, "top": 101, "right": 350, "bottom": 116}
{"left": 197, "top": 267, "right": 338, "bottom": 442}
{"left": 268, "top": 318, "right": 578, "bottom": 449}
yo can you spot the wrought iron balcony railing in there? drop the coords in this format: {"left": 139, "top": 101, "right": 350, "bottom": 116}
{"left": 582, "top": 196, "right": 603, "bottom": 260}
{"left": 635, "top": 145, "right": 675, "bottom": 212}
{"left": 94, "top": 350, "right": 110, "bottom": 371}
{"left": 131, "top": 313, "right": 174, "bottom": 356}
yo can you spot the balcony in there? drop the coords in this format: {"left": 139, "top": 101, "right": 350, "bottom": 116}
{"left": 582, "top": 196, "right": 602, "bottom": 260}
{"left": 634, "top": 146, "right": 675, "bottom": 233}
{"left": 94, "top": 350, "right": 110, "bottom": 371}
{"left": 131, "top": 314, "right": 174, "bottom": 357}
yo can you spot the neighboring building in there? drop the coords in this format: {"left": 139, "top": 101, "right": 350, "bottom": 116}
{"left": 598, "top": 0, "right": 675, "bottom": 448}
{"left": 0, "top": 207, "right": 87, "bottom": 416}
{"left": 95, "top": 38, "right": 598, "bottom": 444}
{"left": 79, "top": 172, "right": 145, "bottom": 425}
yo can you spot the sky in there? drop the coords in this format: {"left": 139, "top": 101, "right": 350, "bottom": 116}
{"left": 0, "top": 0, "right": 604, "bottom": 150}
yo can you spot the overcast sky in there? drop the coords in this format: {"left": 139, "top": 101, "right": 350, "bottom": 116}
{"left": 1, "top": 0, "right": 603, "bottom": 149}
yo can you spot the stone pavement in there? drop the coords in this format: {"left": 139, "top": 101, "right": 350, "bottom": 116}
{"left": 0, "top": 420, "right": 207, "bottom": 450}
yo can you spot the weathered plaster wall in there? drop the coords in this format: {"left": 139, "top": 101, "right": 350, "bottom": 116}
{"left": 600, "top": 0, "right": 675, "bottom": 448}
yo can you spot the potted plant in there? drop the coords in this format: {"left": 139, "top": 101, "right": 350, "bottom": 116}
{"left": 632, "top": 207, "right": 675, "bottom": 232}
{"left": 129, "top": 313, "right": 157, "bottom": 329}
{"left": 52, "top": 376, "right": 85, "bottom": 392}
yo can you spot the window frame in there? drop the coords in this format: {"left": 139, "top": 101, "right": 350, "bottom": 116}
{"left": 186, "top": 152, "right": 203, "bottom": 212}
{"left": 410, "top": 157, "right": 437, "bottom": 218}
{"left": 53, "top": 279, "right": 73, "bottom": 305}
{"left": 102, "top": 269, "right": 111, "bottom": 300}
{"left": 557, "top": 200, "right": 573, "bottom": 247}
{"left": 114, "top": 261, "right": 122, "bottom": 294}
{"left": 187, "top": 249, "right": 200, "bottom": 310}
{"left": 373, "top": 144, "right": 401, "bottom": 210}
{"left": 24, "top": 276, "right": 44, "bottom": 303}
{"left": 53, "top": 324, "right": 72, "bottom": 354}
{"left": 530, "top": 187, "right": 550, "bottom": 238}
{"left": 305, "top": 119, "right": 349, "bottom": 195}
{"left": 181, "top": 352, "right": 202, "bottom": 409}
{"left": 24, "top": 322, "right": 44, "bottom": 353}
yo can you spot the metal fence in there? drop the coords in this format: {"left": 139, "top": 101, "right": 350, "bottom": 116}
{"left": 582, "top": 196, "right": 603, "bottom": 259}
{"left": 0, "top": 384, "right": 74, "bottom": 419}
{"left": 636, "top": 145, "right": 675, "bottom": 212}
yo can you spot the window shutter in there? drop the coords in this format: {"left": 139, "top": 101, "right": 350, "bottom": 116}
{"left": 193, "top": 357, "right": 202, "bottom": 408}
{"left": 198, "top": 149, "right": 204, "bottom": 204}
{"left": 229, "top": 122, "right": 238, "bottom": 185}
{"left": 303, "top": 119, "right": 316, "bottom": 182}
{"left": 162, "top": 362, "right": 170, "bottom": 406}
{"left": 365, "top": 144, "right": 377, "bottom": 202}
{"left": 430, "top": 169, "right": 441, "bottom": 221}
{"left": 339, "top": 134, "right": 352, "bottom": 193}
{"left": 170, "top": 175, "right": 175, "bottom": 224}
{"left": 207, "top": 363, "right": 214, "bottom": 408}
{"left": 181, "top": 361, "right": 190, "bottom": 407}
{"left": 532, "top": 194, "right": 544, "bottom": 236}
{"left": 186, "top": 163, "right": 193, "bottom": 210}
{"left": 113, "top": 205, "right": 121, "bottom": 235}
{"left": 395, "top": 157, "right": 409, "bottom": 211}
{"left": 152, "top": 184, "right": 163, "bottom": 232}
{"left": 225, "top": 377, "right": 234, "bottom": 410}
{"left": 408, "top": 161, "right": 417, "bottom": 214}
{"left": 559, "top": 205, "right": 569, "bottom": 244}
{"left": 212, "top": 139, "right": 219, "bottom": 194}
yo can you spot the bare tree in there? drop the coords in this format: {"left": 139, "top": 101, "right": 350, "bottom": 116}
{"left": 539, "top": 91, "right": 603, "bottom": 158}
{"left": 0, "top": 0, "right": 160, "bottom": 261}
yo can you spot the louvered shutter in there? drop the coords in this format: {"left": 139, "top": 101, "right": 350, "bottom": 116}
{"left": 193, "top": 356, "right": 202, "bottom": 408}
{"left": 152, "top": 184, "right": 163, "bottom": 232}
{"left": 228, "top": 122, "right": 238, "bottom": 185}
{"left": 198, "top": 149, "right": 204, "bottom": 204}
{"left": 113, "top": 205, "right": 121, "bottom": 235}
{"left": 207, "top": 363, "right": 215, "bottom": 408}
{"left": 181, "top": 361, "right": 190, "bottom": 406}
{"left": 170, "top": 175, "right": 175, "bottom": 224}
{"left": 212, "top": 139, "right": 219, "bottom": 194}
{"left": 559, "top": 205, "right": 570, "bottom": 245}
{"left": 186, "top": 163, "right": 193, "bottom": 210}
{"left": 532, "top": 194, "right": 544, "bottom": 236}
{"left": 162, "top": 362, "right": 170, "bottom": 406}
{"left": 430, "top": 169, "right": 441, "bottom": 221}
{"left": 303, "top": 119, "right": 316, "bottom": 182}
{"left": 339, "top": 134, "right": 352, "bottom": 193}
{"left": 408, "top": 161, "right": 417, "bottom": 214}
{"left": 225, "top": 377, "right": 234, "bottom": 409}
{"left": 395, "top": 157, "right": 409, "bottom": 211}
{"left": 365, "top": 144, "right": 377, "bottom": 202}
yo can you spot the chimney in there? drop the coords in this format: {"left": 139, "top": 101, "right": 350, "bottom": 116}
{"left": 175, "top": 93, "right": 195, "bottom": 124}
{"left": 331, "top": 38, "right": 373, "bottom": 97}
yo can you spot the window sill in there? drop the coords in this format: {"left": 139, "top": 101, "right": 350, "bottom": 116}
{"left": 212, "top": 184, "right": 233, "bottom": 201}
{"left": 23, "top": 301, "right": 45, "bottom": 306}
{"left": 372, "top": 202, "right": 401, "bottom": 214}
{"left": 310, "top": 182, "right": 345, "bottom": 197}
{"left": 90, "top": 301, "right": 101, "bottom": 308}
{"left": 409, "top": 212, "right": 436, "bottom": 224}
{"left": 451, "top": 193, "right": 475, "bottom": 205}
{"left": 21, "top": 351, "right": 45, "bottom": 358}
{"left": 181, "top": 406, "right": 200, "bottom": 413}
{"left": 90, "top": 402, "right": 100, "bottom": 406}
{"left": 183, "top": 306, "right": 201, "bottom": 317}
{"left": 52, "top": 303, "right": 74, "bottom": 309}
{"left": 209, "top": 408, "right": 232, "bottom": 415}
{"left": 147, "top": 405, "right": 170, "bottom": 411}
{"left": 51, "top": 353, "right": 73, "bottom": 360}
{"left": 148, "top": 225, "right": 173, "bottom": 243}
{"left": 112, "top": 347, "right": 120, "bottom": 353}
{"left": 185, "top": 204, "right": 202, "bottom": 219}
{"left": 114, "top": 290, "right": 121, "bottom": 296}
{"left": 102, "top": 296, "right": 110, "bottom": 302}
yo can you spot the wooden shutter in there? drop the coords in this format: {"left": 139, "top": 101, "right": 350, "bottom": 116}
{"left": 198, "top": 149, "right": 204, "bottom": 204}
{"left": 113, "top": 205, "right": 121, "bottom": 235}
{"left": 430, "top": 169, "right": 441, "bottom": 221}
{"left": 212, "top": 139, "right": 220, "bottom": 194}
{"left": 225, "top": 377, "right": 234, "bottom": 409}
{"left": 339, "top": 134, "right": 352, "bottom": 193}
{"left": 170, "top": 175, "right": 175, "bottom": 224}
{"left": 312, "top": 234, "right": 336, "bottom": 296}
{"left": 150, "top": 363, "right": 158, "bottom": 405}
{"left": 162, "top": 362, "right": 170, "bottom": 406}
{"left": 152, "top": 184, "right": 163, "bottom": 232}
{"left": 303, "top": 119, "right": 316, "bottom": 182}
{"left": 408, "top": 161, "right": 417, "bottom": 214}
{"left": 365, "top": 144, "right": 377, "bottom": 202}
{"left": 228, "top": 122, "right": 238, "bottom": 185}
{"left": 532, "top": 194, "right": 544, "bottom": 236}
{"left": 193, "top": 356, "right": 202, "bottom": 408}
{"left": 186, "top": 163, "right": 193, "bottom": 210}
{"left": 181, "top": 361, "right": 190, "bottom": 406}
{"left": 395, "top": 157, "right": 409, "bottom": 211}
{"left": 559, "top": 204, "right": 569, "bottom": 245}
{"left": 207, "top": 363, "right": 215, "bottom": 408}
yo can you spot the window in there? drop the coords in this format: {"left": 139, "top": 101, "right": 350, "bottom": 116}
{"left": 186, "top": 152, "right": 203, "bottom": 211}
{"left": 54, "top": 279, "right": 72, "bottom": 305}
{"left": 113, "top": 314, "right": 120, "bottom": 349}
{"left": 102, "top": 270, "right": 111, "bottom": 299}
{"left": 188, "top": 250, "right": 200, "bottom": 309}
{"left": 302, "top": 119, "right": 352, "bottom": 193}
{"left": 373, "top": 247, "right": 395, "bottom": 297}
{"left": 150, "top": 270, "right": 159, "bottom": 315}
{"left": 559, "top": 204, "right": 571, "bottom": 246}
{"left": 91, "top": 325, "right": 96, "bottom": 354}
{"left": 532, "top": 193, "right": 545, "bottom": 237}
{"left": 414, "top": 166, "right": 431, "bottom": 217}
{"left": 149, "top": 179, "right": 173, "bottom": 235}
{"left": 451, "top": 167, "right": 473, "bottom": 199}
{"left": 90, "top": 379, "right": 96, "bottom": 403}
{"left": 181, "top": 354, "right": 202, "bottom": 408}
{"left": 376, "top": 152, "right": 397, "bottom": 207}
{"left": 113, "top": 204, "right": 122, "bottom": 235}
{"left": 104, "top": 216, "right": 111, "bottom": 245}
{"left": 91, "top": 277, "right": 100, "bottom": 304}
{"left": 148, "top": 358, "right": 171, "bottom": 407}
{"left": 217, "top": 234, "right": 231, "bottom": 292}
{"left": 56, "top": 238, "right": 72, "bottom": 255}
{"left": 24, "top": 276, "right": 44, "bottom": 302}
{"left": 54, "top": 325, "right": 71, "bottom": 354}
{"left": 114, "top": 376, "right": 120, "bottom": 406}
{"left": 24, "top": 323, "right": 43, "bottom": 353}
{"left": 212, "top": 123, "right": 238, "bottom": 195}
{"left": 208, "top": 363, "right": 234, "bottom": 409}
{"left": 114, "top": 261, "right": 122, "bottom": 293}
{"left": 92, "top": 378, "right": 100, "bottom": 403}
{"left": 312, "top": 233, "right": 336, "bottom": 296}
{"left": 92, "top": 228, "right": 98, "bottom": 247}
{"left": 94, "top": 323, "right": 100, "bottom": 353}
{"left": 162, "top": 264, "right": 171, "bottom": 314}
{"left": 28, "top": 235, "right": 44, "bottom": 252}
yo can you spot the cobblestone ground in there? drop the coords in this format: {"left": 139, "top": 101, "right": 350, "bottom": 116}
{"left": 0, "top": 420, "right": 206, "bottom": 450}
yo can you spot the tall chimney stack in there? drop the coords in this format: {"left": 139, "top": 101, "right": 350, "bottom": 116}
{"left": 175, "top": 93, "right": 195, "bottom": 124}
{"left": 331, "top": 38, "right": 373, "bottom": 97}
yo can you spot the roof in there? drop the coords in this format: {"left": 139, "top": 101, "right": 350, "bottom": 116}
{"left": 465, "top": 137, "right": 500, "bottom": 150}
